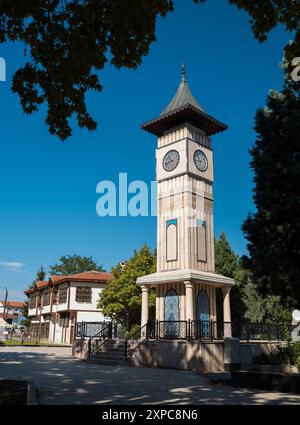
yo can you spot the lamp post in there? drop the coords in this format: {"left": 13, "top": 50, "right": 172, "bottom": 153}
{"left": 3, "top": 287, "right": 8, "bottom": 320}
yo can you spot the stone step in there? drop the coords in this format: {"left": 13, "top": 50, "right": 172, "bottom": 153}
{"left": 99, "top": 344, "right": 125, "bottom": 351}
{"left": 93, "top": 352, "right": 125, "bottom": 359}
{"left": 98, "top": 348, "right": 125, "bottom": 354}
{"left": 97, "top": 346, "right": 125, "bottom": 351}
{"left": 105, "top": 340, "right": 126, "bottom": 345}
{"left": 88, "top": 358, "right": 129, "bottom": 367}
{"left": 93, "top": 355, "right": 125, "bottom": 362}
{"left": 101, "top": 344, "right": 126, "bottom": 349}
{"left": 89, "top": 339, "right": 132, "bottom": 366}
{"left": 93, "top": 339, "right": 125, "bottom": 345}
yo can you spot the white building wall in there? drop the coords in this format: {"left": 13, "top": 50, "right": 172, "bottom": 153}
{"left": 29, "top": 280, "right": 110, "bottom": 344}
{"left": 53, "top": 320, "right": 62, "bottom": 343}
{"left": 77, "top": 311, "right": 106, "bottom": 322}
{"left": 40, "top": 305, "right": 51, "bottom": 315}
{"left": 69, "top": 281, "right": 105, "bottom": 311}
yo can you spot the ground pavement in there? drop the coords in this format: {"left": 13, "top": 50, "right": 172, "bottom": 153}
{"left": 0, "top": 346, "right": 300, "bottom": 405}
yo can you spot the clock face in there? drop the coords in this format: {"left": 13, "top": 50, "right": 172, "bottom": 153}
{"left": 163, "top": 150, "right": 180, "bottom": 172}
{"left": 193, "top": 150, "right": 208, "bottom": 172}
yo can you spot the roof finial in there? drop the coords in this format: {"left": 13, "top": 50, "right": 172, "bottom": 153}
{"left": 181, "top": 63, "right": 186, "bottom": 83}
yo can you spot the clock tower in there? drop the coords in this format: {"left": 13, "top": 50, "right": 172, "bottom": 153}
{"left": 137, "top": 66, "right": 235, "bottom": 336}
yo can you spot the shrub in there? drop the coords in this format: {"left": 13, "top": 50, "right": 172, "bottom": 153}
{"left": 255, "top": 341, "right": 300, "bottom": 368}
{"left": 125, "top": 323, "right": 142, "bottom": 340}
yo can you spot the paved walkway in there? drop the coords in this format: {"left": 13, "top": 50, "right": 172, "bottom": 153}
{"left": 1, "top": 346, "right": 300, "bottom": 405}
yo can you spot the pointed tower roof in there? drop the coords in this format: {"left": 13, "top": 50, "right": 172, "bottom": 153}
{"left": 161, "top": 64, "right": 204, "bottom": 115}
{"left": 142, "top": 65, "right": 227, "bottom": 137}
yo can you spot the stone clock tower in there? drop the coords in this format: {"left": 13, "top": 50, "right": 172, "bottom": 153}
{"left": 137, "top": 66, "right": 234, "bottom": 336}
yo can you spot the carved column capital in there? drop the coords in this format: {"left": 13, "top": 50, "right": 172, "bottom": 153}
{"left": 222, "top": 286, "right": 231, "bottom": 295}
{"left": 184, "top": 280, "right": 194, "bottom": 289}
{"left": 141, "top": 284, "right": 149, "bottom": 293}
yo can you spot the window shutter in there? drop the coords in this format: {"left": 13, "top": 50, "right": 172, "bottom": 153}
{"left": 76, "top": 287, "right": 92, "bottom": 303}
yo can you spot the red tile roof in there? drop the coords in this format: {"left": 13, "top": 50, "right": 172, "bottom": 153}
{"left": 0, "top": 313, "right": 19, "bottom": 319}
{"left": 24, "top": 280, "right": 49, "bottom": 296}
{"left": 50, "top": 275, "right": 67, "bottom": 283}
{"left": 24, "top": 270, "right": 113, "bottom": 296}
{"left": 24, "top": 288, "right": 35, "bottom": 295}
{"left": 70, "top": 271, "right": 112, "bottom": 280}
{"left": 0, "top": 300, "right": 24, "bottom": 308}
{"left": 36, "top": 280, "right": 49, "bottom": 289}
{"left": 51, "top": 270, "right": 113, "bottom": 284}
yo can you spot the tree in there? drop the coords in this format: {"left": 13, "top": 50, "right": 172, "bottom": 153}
{"left": 215, "top": 232, "right": 245, "bottom": 324}
{"left": 21, "top": 301, "right": 30, "bottom": 328}
{"left": 98, "top": 245, "right": 156, "bottom": 331}
{"left": 36, "top": 265, "right": 46, "bottom": 281}
{"left": 242, "top": 80, "right": 300, "bottom": 308}
{"left": 227, "top": 1, "right": 300, "bottom": 83}
{"left": 241, "top": 281, "right": 265, "bottom": 324}
{"left": 215, "top": 232, "right": 241, "bottom": 279}
{"left": 0, "top": 1, "right": 173, "bottom": 140}
{"left": 242, "top": 281, "right": 291, "bottom": 324}
{"left": 1, "top": 1, "right": 299, "bottom": 140}
{"left": 22, "top": 265, "right": 46, "bottom": 327}
{"left": 215, "top": 233, "right": 291, "bottom": 324}
{"left": 28, "top": 265, "right": 46, "bottom": 288}
{"left": 49, "top": 254, "right": 105, "bottom": 275}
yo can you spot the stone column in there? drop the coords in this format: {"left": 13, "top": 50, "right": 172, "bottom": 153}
{"left": 184, "top": 281, "right": 195, "bottom": 321}
{"left": 155, "top": 287, "right": 160, "bottom": 321}
{"left": 223, "top": 287, "right": 232, "bottom": 338}
{"left": 141, "top": 285, "right": 149, "bottom": 336}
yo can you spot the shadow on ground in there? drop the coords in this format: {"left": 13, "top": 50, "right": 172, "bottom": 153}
{"left": 1, "top": 349, "right": 300, "bottom": 405}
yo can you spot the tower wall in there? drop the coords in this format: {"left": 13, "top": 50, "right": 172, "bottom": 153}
{"left": 156, "top": 124, "right": 215, "bottom": 273}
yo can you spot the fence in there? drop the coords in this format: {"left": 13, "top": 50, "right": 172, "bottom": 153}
{"left": 76, "top": 321, "right": 118, "bottom": 339}
{"left": 76, "top": 320, "right": 294, "bottom": 342}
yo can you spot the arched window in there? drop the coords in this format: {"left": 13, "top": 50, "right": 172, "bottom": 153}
{"left": 164, "top": 289, "right": 179, "bottom": 321}
{"left": 197, "top": 220, "right": 207, "bottom": 262}
{"left": 164, "top": 289, "right": 179, "bottom": 337}
{"left": 166, "top": 219, "right": 178, "bottom": 262}
{"left": 197, "top": 290, "right": 210, "bottom": 338}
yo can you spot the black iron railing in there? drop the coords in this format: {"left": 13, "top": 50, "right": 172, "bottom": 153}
{"left": 87, "top": 322, "right": 113, "bottom": 359}
{"left": 157, "top": 320, "right": 188, "bottom": 340}
{"left": 144, "top": 320, "right": 294, "bottom": 342}
{"left": 76, "top": 320, "right": 294, "bottom": 353}
{"left": 231, "top": 322, "right": 294, "bottom": 342}
{"left": 76, "top": 321, "right": 115, "bottom": 339}
{"left": 124, "top": 323, "right": 149, "bottom": 361}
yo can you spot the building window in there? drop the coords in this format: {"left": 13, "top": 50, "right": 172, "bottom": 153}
{"left": 166, "top": 219, "right": 178, "bottom": 262}
{"left": 29, "top": 295, "right": 36, "bottom": 309}
{"left": 164, "top": 289, "right": 180, "bottom": 337}
{"left": 58, "top": 288, "right": 68, "bottom": 304}
{"left": 197, "top": 220, "right": 207, "bottom": 262}
{"left": 76, "top": 287, "right": 92, "bottom": 303}
{"left": 30, "top": 323, "right": 39, "bottom": 338}
{"left": 59, "top": 314, "right": 69, "bottom": 327}
{"left": 40, "top": 323, "right": 50, "bottom": 340}
{"left": 197, "top": 290, "right": 210, "bottom": 337}
{"left": 52, "top": 291, "right": 57, "bottom": 304}
{"left": 42, "top": 290, "right": 50, "bottom": 306}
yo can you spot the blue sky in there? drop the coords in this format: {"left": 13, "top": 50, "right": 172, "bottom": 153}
{"left": 0, "top": 1, "right": 291, "bottom": 301}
